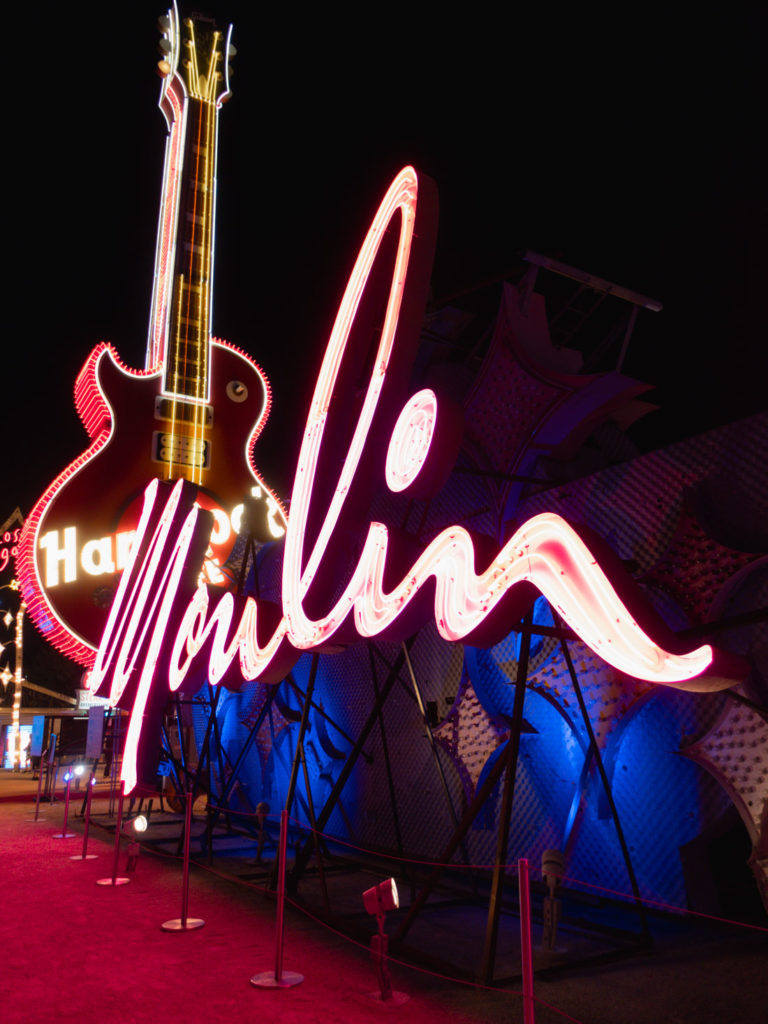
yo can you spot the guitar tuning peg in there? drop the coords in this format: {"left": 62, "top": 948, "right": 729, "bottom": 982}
{"left": 158, "top": 37, "right": 172, "bottom": 56}
{"left": 228, "top": 43, "right": 237, "bottom": 57}
{"left": 157, "top": 15, "right": 170, "bottom": 32}
{"left": 157, "top": 59, "right": 171, "bottom": 78}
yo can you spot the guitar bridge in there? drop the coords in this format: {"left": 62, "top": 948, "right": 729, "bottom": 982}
{"left": 152, "top": 431, "right": 211, "bottom": 469}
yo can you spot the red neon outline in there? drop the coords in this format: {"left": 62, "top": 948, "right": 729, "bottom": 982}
{"left": 148, "top": 79, "right": 185, "bottom": 370}
{"left": 16, "top": 345, "right": 155, "bottom": 665}
{"left": 16, "top": 337, "right": 285, "bottom": 667}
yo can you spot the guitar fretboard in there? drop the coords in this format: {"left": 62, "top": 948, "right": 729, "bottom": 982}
{"left": 164, "top": 91, "right": 217, "bottom": 402}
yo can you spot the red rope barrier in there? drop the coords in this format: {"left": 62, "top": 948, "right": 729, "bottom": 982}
{"left": 175, "top": 803, "right": 768, "bottom": 936}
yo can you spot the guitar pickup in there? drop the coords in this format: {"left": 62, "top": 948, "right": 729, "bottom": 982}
{"left": 152, "top": 431, "right": 211, "bottom": 469}
{"left": 154, "top": 396, "right": 213, "bottom": 425}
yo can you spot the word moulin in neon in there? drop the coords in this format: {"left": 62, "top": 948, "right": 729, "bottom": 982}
{"left": 90, "top": 168, "right": 746, "bottom": 793}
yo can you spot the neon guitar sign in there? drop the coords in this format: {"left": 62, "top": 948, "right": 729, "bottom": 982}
{"left": 16, "top": 6, "right": 286, "bottom": 665}
{"left": 87, "top": 167, "right": 746, "bottom": 794}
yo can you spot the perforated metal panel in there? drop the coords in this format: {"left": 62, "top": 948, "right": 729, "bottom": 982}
{"left": 207, "top": 283, "right": 767, "bottom": 917}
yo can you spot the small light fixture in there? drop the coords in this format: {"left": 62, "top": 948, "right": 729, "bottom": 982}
{"left": 132, "top": 814, "right": 148, "bottom": 833}
{"left": 362, "top": 879, "right": 407, "bottom": 1004}
{"left": 362, "top": 878, "right": 399, "bottom": 920}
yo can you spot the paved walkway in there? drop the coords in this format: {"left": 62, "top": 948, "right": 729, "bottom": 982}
{"left": 1, "top": 771, "right": 766, "bottom": 1023}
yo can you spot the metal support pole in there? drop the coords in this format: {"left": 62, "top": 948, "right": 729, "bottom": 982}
{"left": 481, "top": 610, "right": 531, "bottom": 983}
{"left": 251, "top": 809, "right": 303, "bottom": 988}
{"left": 216, "top": 687, "right": 277, "bottom": 815}
{"left": 298, "top": 740, "right": 330, "bottom": 913}
{"left": 283, "top": 655, "right": 319, "bottom": 819}
{"left": 290, "top": 641, "right": 413, "bottom": 889}
{"left": 552, "top": 609, "right": 650, "bottom": 939}
{"left": 272, "top": 656, "right": 318, "bottom": 891}
{"left": 162, "top": 789, "right": 204, "bottom": 931}
{"left": 518, "top": 859, "right": 536, "bottom": 1024}
{"left": 368, "top": 644, "right": 405, "bottom": 860}
{"left": 402, "top": 642, "right": 471, "bottom": 869}
{"left": 393, "top": 717, "right": 528, "bottom": 944}
{"left": 191, "top": 685, "right": 221, "bottom": 805}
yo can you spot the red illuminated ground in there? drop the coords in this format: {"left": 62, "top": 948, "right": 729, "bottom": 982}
{"left": 1, "top": 778, "right": 765, "bottom": 1024}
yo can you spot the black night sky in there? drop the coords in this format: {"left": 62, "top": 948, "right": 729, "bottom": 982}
{"left": 5, "top": 2, "right": 766, "bottom": 519}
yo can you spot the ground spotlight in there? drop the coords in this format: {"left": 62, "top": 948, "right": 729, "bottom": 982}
{"left": 362, "top": 878, "right": 407, "bottom": 1004}
{"left": 362, "top": 877, "right": 399, "bottom": 920}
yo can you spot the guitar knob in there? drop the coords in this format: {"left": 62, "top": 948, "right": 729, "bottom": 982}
{"left": 226, "top": 380, "right": 248, "bottom": 403}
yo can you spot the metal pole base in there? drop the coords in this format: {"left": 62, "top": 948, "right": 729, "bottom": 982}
{"left": 162, "top": 918, "right": 205, "bottom": 932}
{"left": 367, "top": 990, "right": 409, "bottom": 1005}
{"left": 71, "top": 853, "right": 99, "bottom": 861}
{"left": 97, "top": 877, "right": 130, "bottom": 886}
{"left": 250, "top": 971, "right": 303, "bottom": 989}
{"left": 52, "top": 832, "right": 76, "bottom": 839}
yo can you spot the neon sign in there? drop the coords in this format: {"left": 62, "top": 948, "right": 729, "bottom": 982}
{"left": 0, "top": 527, "right": 21, "bottom": 577}
{"left": 15, "top": 6, "right": 286, "bottom": 666}
{"left": 89, "top": 167, "right": 746, "bottom": 794}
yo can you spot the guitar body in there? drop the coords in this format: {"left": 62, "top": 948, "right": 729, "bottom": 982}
{"left": 18, "top": 338, "right": 284, "bottom": 664}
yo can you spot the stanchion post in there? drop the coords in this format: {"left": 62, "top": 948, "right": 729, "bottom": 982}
{"left": 72, "top": 772, "right": 98, "bottom": 861}
{"left": 250, "top": 809, "right": 303, "bottom": 988}
{"left": 274, "top": 808, "right": 288, "bottom": 980}
{"left": 97, "top": 779, "right": 130, "bottom": 885}
{"left": 161, "top": 788, "right": 204, "bottom": 931}
{"left": 52, "top": 772, "right": 75, "bottom": 839}
{"left": 518, "top": 858, "right": 536, "bottom": 1024}
{"left": 28, "top": 744, "right": 47, "bottom": 822}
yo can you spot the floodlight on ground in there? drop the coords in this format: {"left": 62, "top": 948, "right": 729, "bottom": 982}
{"left": 362, "top": 879, "right": 407, "bottom": 1004}
{"left": 74, "top": 765, "right": 85, "bottom": 777}
{"left": 132, "top": 814, "right": 148, "bottom": 833}
{"left": 362, "top": 878, "right": 399, "bottom": 920}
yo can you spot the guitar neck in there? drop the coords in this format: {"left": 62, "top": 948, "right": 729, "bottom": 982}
{"left": 164, "top": 96, "right": 218, "bottom": 402}
{"left": 146, "top": 10, "right": 232, "bottom": 404}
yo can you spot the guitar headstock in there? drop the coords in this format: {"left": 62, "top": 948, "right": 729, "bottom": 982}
{"left": 156, "top": 2, "right": 235, "bottom": 109}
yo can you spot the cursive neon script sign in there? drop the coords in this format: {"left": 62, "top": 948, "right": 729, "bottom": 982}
{"left": 90, "top": 167, "right": 745, "bottom": 793}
